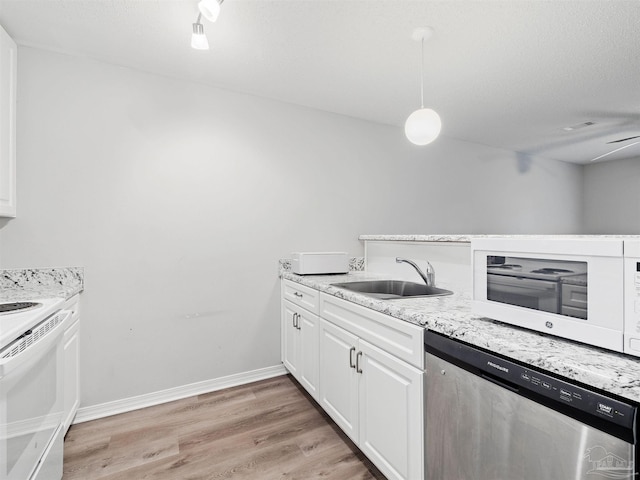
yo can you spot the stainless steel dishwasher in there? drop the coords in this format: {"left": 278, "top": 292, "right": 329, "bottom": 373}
{"left": 425, "top": 331, "right": 638, "bottom": 480}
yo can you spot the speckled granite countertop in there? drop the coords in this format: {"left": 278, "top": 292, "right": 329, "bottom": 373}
{"left": 282, "top": 270, "right": 640, "bottom": 404}
{"left": 359, "top": 234, "right": 640, "bottom": 242}
{"left": 0, "top": 267, "right": 84, "bottom": 301}
{"left": 359, "top": 234, "right": 476, "bottom": 242}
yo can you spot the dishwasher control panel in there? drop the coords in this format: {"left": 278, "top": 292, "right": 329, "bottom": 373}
{"left": 426, "top": 331, "right": 637, "bottom": 431}
{"left": 515, "top": 367, "right": 633, "bottom": 428}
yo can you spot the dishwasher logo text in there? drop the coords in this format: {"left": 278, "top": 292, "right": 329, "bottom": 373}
{"left": 486, "top": 361, "right": 509, "bottom": 373}
{"left": 597, "top": 403, "right": 614, "bottom": 416}
{"left": 584, "top": 445, "right": 635, "bottom": 478}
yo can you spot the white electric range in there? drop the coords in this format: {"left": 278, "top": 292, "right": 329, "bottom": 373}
{"left": 0, "top": 296, "right": 68, "bottom": 480}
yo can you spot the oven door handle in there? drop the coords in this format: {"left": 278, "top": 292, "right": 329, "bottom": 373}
{"left": 0, "top": 309, "right": 71, "bottom": 379}
{"left": 488, "top": 275, "right": 559, "bottom": 291}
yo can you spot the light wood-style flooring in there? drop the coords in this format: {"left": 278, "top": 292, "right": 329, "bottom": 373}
{"left": 63, "top": 374, "right": 386, "bottom": 479}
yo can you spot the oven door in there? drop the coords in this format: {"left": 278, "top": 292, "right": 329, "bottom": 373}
{"left": 0, "top": 314, "right": 66, "bottom": 480}
{"left": 487, "top": 274, "right": 561, "bottom": 314}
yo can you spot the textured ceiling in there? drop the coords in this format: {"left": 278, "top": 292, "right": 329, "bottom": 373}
{"left": 0, "top": 0, "right": 639, "bottom": 164}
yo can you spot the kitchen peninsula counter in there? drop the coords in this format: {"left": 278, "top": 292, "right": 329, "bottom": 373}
{"left": 281, "top": 269, "right": 640, "bottom": 404}
{"left": 0, "top": 267, "right": 84, "bottom": 301}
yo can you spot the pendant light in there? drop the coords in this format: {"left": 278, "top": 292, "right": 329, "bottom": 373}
{"left": 405, "top": 27, "right": 441, "bottom": 146}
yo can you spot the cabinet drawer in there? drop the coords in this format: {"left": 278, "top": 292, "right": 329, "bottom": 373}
{"left": 283, "top": 279, "right": 320, "bottom": 314}
{"left": 320, "top": 293, "right": 424, "bottom": 369}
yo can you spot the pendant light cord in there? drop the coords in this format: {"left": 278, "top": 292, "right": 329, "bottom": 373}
{"left": 420, "top": 36, "right": 424, "bottom": 109}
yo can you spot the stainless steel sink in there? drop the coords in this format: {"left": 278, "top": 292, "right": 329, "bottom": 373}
{"left": 331, "top": 280, "right": 453, "bottom": 300}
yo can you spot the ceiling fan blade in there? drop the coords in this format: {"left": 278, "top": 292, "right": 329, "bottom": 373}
{"left": 606, "top": 135, "right": 640, "bottom": 144}
{"left": 591, "top": 141, "right": 640, "bottom": 162}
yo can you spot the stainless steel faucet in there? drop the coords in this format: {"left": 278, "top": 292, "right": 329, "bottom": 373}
{"left": 396, "top": 257, "right": 435, "bottom": 287}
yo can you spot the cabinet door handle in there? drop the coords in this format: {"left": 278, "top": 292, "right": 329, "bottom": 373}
{"left": 293, "top": 292, "right": 303, "bottom": 298}
{"left": 356, "top": 351, "right": 363, "bottom": 374}
{"left": 349, "top": 346, "right": 356, "bottom": 368}
{"left": 292, "top": 312, "right": 298, "bottom": 329}
{"left": 296, "top": 314, "right": 302, "bottom": 330}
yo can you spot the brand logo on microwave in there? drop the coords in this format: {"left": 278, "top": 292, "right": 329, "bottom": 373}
{"left": 487, "top": 361, "right": 509, "bottom": 373}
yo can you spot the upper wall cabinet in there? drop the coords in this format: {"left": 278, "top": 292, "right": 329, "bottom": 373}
{"left": 0, "top": 24, "right": 16, "bottom": 218}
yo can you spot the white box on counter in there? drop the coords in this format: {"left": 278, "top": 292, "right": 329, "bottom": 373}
{"left": 291, "top": 252, "right": 349, "bottom": 275}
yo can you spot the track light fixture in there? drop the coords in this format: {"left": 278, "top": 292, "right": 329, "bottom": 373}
{"left": 198, "top": 0, "right": 223, "bottom": 22}
{"left": 190, "top": 0, "right": 224, "bottom": 51}
{"left": 191, "top": 15, "right": 209, "bottom": 50}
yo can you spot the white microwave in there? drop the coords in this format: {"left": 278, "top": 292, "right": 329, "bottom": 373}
{"left": 471, "top": 236, "right": 640, "bottom": 357}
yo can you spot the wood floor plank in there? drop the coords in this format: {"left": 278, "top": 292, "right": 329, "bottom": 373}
{"left": 63, "top": 374, "right": 386, "bottom": 480}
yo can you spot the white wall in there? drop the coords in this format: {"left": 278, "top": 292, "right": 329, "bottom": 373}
{"left": 583, "top": 157, "right": 640, "bottom": 234}
{"left": 0, "top": 47, "right": 583, "bottom": 408}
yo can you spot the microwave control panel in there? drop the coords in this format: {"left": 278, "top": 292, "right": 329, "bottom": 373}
{"left": 624, "top": 258, "right": 640, "bottom": 357}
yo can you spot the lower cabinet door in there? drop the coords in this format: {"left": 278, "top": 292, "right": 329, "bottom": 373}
{"left": 298, "top": 311, "right": 319, "bottom": 401}
{"left": 319, "top": 319, "right": 359, "bottom": 442}
{"left": 282, "top": 301, "right": 299, "bottom": 377}
{"left": 63, "top": 320, "right": 81, "bottom": 434}
{"left": 358, "top": 340, "right": 424, "bottom": 480}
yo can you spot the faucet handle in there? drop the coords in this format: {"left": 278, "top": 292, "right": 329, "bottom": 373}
{"left": 426, "top": 266, "right": 435, "bottom": 287}
{"left": 395, "top": 257, "right": 435, "bottom": 287}
{"left": 425, "top": 261, "right": 436, "bottom": 286}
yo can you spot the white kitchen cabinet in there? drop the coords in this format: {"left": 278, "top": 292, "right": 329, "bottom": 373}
{"left": 357, "top": 339, "right": 423, "bottom": 480}
{"left": 318, "top": 318, "right": 359, "bottom": 439}
{"left": 62, "top": 295, "right": 81, "bottom": 434}
{"left": 281, "top": 280, "right": 320, "bottom": 401}
{"left": 281, "top": 281, "right": 425, "bottom": 480}
{"left": 319, "top": 293, "right": 424, "bottom": 480}
{"left": 319, "top": 317, "right": 424, "bottom": 480}
{"left": 0, "top": 24, "right": 16, "bottom": 218}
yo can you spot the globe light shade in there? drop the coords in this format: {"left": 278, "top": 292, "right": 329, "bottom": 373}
{"left": 198, "top": 0, "right": 221, "bottom": 22}
{"left": 404, "top": 108, "right": 442, "bottom": 146}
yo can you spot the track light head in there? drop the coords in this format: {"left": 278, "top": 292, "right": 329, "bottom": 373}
{"left": 198, "top": 0, "right": 222, "bottom": 23}
{"left": 191, "top": 21, "right": 209, "bottom": 50}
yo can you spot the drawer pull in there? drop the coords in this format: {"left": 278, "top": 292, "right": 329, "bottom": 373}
{"left": 349, "top": 346, "right": 356, "bottom": 368}
{"left": 293, "top": 292, "right": 303, "bottom": 298}
{"left": 356, "top": 351, "right": 363, "bottom": 374}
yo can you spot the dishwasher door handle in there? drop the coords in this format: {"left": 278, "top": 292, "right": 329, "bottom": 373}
{"left": 480, "top": 373, "right": 519, "bottom": 393}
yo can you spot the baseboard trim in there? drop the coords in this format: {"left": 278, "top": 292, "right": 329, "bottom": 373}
{"left": 73, "top": 364, "right": 288, "bottom": 424}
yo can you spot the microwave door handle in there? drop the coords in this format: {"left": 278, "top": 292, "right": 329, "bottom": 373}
{"left": 0, "top": 310, "right": 70, "bottom": 379}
